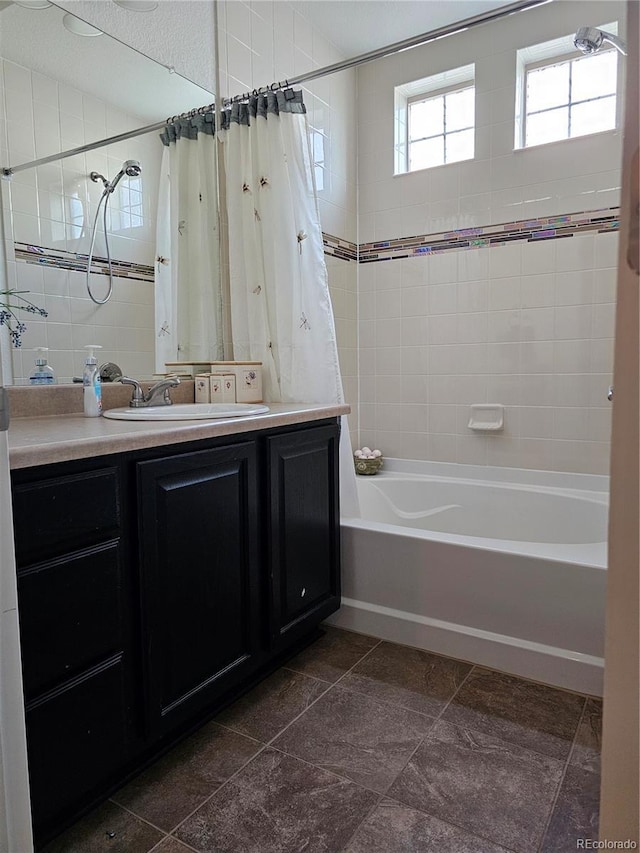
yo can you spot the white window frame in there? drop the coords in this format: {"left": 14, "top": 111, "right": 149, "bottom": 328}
{"left": 406, "top": 82, "right": 475, "bottom": 172}
{"left": 394, "top": 63, "right": 475, "bottom": 175}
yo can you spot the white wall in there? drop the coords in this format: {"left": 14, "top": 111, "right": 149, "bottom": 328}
{"left": 217, "top": 0, "right": 358, "bottom": 439}
{"left": 0, "top": 59, "right": 161, "bottom": 384}
{"left": 356, "top": 0, "right": 624, "bottom": 474}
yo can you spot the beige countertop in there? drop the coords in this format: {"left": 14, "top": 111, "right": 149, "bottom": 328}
{"left": 9, "top": 402, "right": 349, "bottom": 469}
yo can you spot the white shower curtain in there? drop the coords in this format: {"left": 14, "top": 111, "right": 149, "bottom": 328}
{"left": 155, "top": 119, "right": 223, "bottom": 372}
{"left": 220, "top": 91, "right": 358, "bottom": 515}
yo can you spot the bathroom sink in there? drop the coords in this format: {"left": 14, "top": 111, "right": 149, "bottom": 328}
{"left": 103, "top": 403, "right": 270, "bottom": 421}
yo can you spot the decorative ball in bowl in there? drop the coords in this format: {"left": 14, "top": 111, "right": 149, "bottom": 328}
{"left": 354, "top": 448, "right": 383, "bottom": 475}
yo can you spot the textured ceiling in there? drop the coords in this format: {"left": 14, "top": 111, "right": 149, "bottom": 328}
{"left": 0, "top": 2, "right": 213, "bottom": 122}
{"left": 289, "top": 0, "right": 518, "bottom": 57}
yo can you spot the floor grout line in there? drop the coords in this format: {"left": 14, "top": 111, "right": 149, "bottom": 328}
{"left": 380, "top": 793, "right": 524, "bottom": 853}
{"left": 535, "top": 695, "right": 589, "bottom": 853}
{"left": 105, "top": 798, "right": 174, "bottom": 839}
{"left": 68, "top": 632, "right": 599, "bottom": 853}
{"left": 160, "top": 636, "right": 385, "bottom": 846}
{"left": 338, "top": 792, "right": 383, "bottom": 852}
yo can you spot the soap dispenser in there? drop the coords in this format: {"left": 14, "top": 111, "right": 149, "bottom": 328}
{"left": 83, "top": 345, "right": 103, "bottom": 417}
{"left": 29, "top": 348, "right": 56, "bottom": 385}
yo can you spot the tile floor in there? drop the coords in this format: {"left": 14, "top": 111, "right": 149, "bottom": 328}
{"left": 43, "top": 627, "right": 602, "bottom": 853}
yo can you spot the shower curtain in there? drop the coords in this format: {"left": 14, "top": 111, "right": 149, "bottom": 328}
{"left": 220, "top": 90, "right": 358, "bottom": 516}
{"left": 155, "top": 91, "right": 359, "bottom": 515}
{"left": 155, "top": 116, "right": 223, "bottom": 372}
{"left": 220, "top": 91, "right": 341, "bottom": 404}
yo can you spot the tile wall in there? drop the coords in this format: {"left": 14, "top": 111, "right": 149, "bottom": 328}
{"left": 356, "top": 0, "right": 624, "bottom": 474}
{"left": 216, "top": 0, "right": 358, "bottom": 443}
{"left": 0, "top": 58, "right": 161, "bottom": 384}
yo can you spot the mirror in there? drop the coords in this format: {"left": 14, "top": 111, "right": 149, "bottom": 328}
{"left": 0, "top": 0, "right": 215, "bottom": 385}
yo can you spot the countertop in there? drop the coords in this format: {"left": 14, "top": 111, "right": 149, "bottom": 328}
{"left": 8, "top": 403, "right": 349, "bottom": 469}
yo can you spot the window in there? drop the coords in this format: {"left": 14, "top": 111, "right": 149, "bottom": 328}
{"left": 394, "top": 64, "right": 475, "bottom": 174}
{"left": 408, "top": 86, "right": 474, "bottom": 170}
{"left": 524, "top": 50, "right": 617, "bottom": 147}
{"left": 515, "top": 24, "right": 620, "bottom": 149}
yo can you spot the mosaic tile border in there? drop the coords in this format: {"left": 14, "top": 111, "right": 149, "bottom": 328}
{"left": 14, "top": 242, "right": 155, "bottom": 283}
{"left": 358, "top": 207, "right": 620, "bottom": 263}
{"left": 323, "top": 232, "right": 358, "bottom": 262}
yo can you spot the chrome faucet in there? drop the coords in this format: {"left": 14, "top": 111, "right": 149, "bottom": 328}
{"left": 121, "top": 376, "right": 180, "bottom": 408}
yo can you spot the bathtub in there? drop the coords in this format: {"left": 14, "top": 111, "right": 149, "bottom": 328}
{"left": 327, "top": 459, "right": 608, "bottom": 696}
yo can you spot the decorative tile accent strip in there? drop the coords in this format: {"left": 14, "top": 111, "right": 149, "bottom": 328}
{"left": 323, "top": 232, "right": 357, "bottom": 262}
{"left": 358, "top": 207, "right": 620, "bottom": 263}
{"left": 14, "top": 242, "right": 155, "bottom": 283}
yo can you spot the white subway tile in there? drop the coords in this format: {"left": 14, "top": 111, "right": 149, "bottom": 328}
{"left": 375, "top": 288, "right": 402, "bottom": 319}
{"left": 428, "top": 253, "right": 458, "bottom": 286}
{"left": 401, "top": 286, "right": 429, "bottom": 317}
{"left": 554, "top": 305, "right": 593, "bottom": 340}
{"left": 590, "top": 338, "right": 615, "bottom": 375}
{"left": 375, "top": 317, "right": 402, "bottom": 347}
{"left": 521, "top": 307, "right": 555, "bottom": 341}
{"left": 401, "top": 316, "right": 428, "bottom": 346}
{"left": 488, "top": 277, "right": 521, "bottom": 310}
{"left": 457, "top": 312, "right": 488, "bottom": 344}
{"left": 487, "top": 342, "right": 519, "bottom": 374}
{"left": 592, "top": 303, "right": 616, "bottom": 339}
{"left": 427, "top": 314, "right": 457, "bottom": 345}
{"left": 485, "top": 374, "right": 520, "bottom": 406}
{"left": 517, "top": 406, "right": 554, "bottom": 440}
{"left": 428, "top": 434, "right": 457, "bottom": 463}
{"left": 553, "top": 407, "right": 589, "bottom": 441}
{"left": 489, "top": 310, "right": 521, "bottom": 343}
{"left": 375, "top": 346, "right": 402, "bottom": 375}
{"left": 489, "top": 243, "right": 521, "bottom": 278}
{"left": 520, "top": 273, "right": 554, "bottom": 309}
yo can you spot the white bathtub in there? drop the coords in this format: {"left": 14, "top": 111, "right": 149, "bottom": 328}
{"left": 327, "top": 459, "right": 608, "bottom": 696}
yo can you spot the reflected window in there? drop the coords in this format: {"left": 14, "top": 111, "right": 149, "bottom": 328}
{"left": 112, "top": 176, "right": 144, "bottom": 231}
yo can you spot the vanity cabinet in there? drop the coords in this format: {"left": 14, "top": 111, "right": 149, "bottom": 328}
{"left": 11, "top": 417, "right": 341, "bottom": 845}
{"left": 137, "top": 441, "right": 261, "bottom": 737}
{"left": 12, "top": 463, "right": 135, "bottom": 833}
{"left": 267, "top": 425, "right": 340, "bottom": 650}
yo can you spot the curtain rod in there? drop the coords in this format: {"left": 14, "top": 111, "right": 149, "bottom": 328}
{"left": 2, "top": 0, "right": 550, "bottom": 177}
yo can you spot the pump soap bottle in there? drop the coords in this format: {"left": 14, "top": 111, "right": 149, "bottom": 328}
{"left": 29, "top": 348, "right": 56, "bottom": 385}
{"left": 83, "top": 345, "right": 103, "bottom": 417}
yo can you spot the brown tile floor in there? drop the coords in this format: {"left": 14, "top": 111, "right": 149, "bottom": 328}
{"left": 43, "top": 627, "right": 602, "bottom": 853}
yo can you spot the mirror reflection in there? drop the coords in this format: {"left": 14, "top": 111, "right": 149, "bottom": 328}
{"left": 0, "top": 0, "right": 215, "bottom": 384}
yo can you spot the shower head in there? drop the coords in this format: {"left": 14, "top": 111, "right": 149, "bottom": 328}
{"left": 122, "top": 159, "right": 142, "bottom": 177}
{"left": 574, "top": 26, "right": 627, "bottom": 56}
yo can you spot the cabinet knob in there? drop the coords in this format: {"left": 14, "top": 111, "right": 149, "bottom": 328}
{"left": 301, "top": 587, "right": 306, "bottom": 597}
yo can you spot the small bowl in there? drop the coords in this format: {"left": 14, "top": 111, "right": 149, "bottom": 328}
{"left": 354, "top": 456, "right": 383, "bottom": 475}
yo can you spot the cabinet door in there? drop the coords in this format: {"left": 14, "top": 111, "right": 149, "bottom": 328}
{"left": 267, "top": 423, "right": 341, "bottom": 649}
{"left": 137, "top": 442, "right": 260, "bottom": 736}
{"left": 26, "top": 656, "right": 130, "bottom": 835}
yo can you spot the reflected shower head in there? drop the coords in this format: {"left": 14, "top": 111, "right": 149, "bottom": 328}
{"left": 107, "top": 160, "right": 142, "bottom": 192}
{"left": 574, "top": 26, "right": 627, "bottom": 56}
{"left": 90, "top": 160, "right": 142, "bottom": 192}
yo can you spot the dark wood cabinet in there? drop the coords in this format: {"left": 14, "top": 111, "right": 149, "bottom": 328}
{"left": 137, "top": 442, "right": 261, "bottom": 736}
{"left": 11, "top": 418, "right": 341, "bottom": 845}
{"left": 267, "top": 424, "right": 340, "bottom": 649}
{"left": 12, "top": 461, "right": 134, "bottom": 839}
